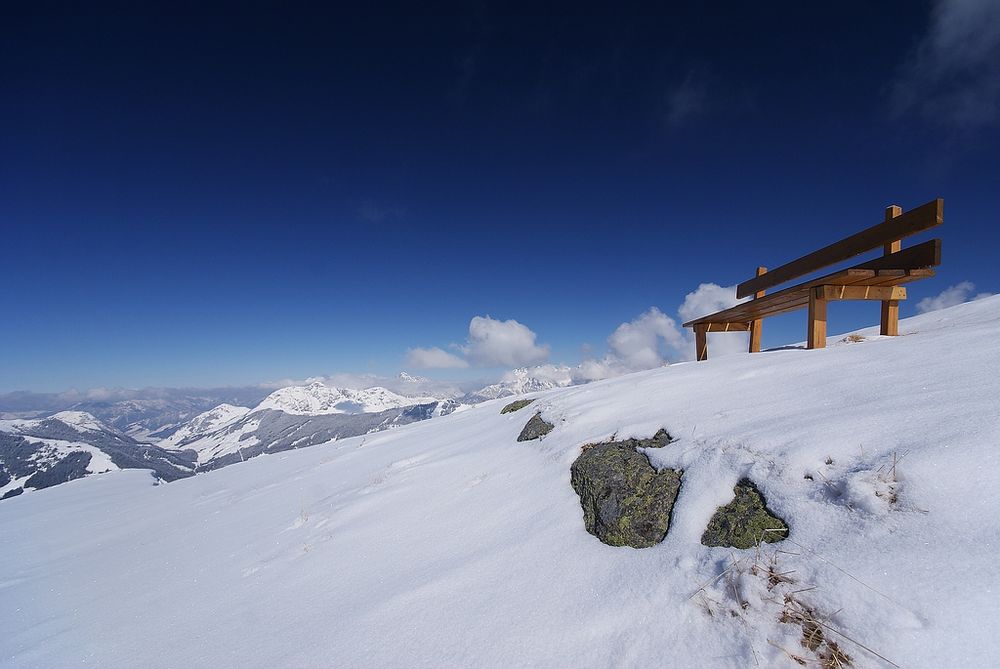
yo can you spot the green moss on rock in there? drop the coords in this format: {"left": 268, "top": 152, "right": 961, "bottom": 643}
{"left": 501, "top": 399, "right": 535, "bottom": 414}
{"left": 701, "top": 479, "right": 788, "bottom": 549}
{"left": 570, "top": 434, "right": 681, "bottom": 548}
{"left": 517, "top": 413, "right": 554, "bottom": 441}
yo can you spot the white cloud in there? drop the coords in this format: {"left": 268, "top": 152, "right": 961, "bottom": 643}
{"left": 571, "top": 307, "right": 687, "bottom": 382}
{"left": 566, "top": 284, "right": 748, "bottom": 382}
{"left": 892, "top": 0, "right": 1000, "bottom": 128}
{"left": 357, "top": 200, "right": 405, "bottom": 223}
{"left": 461, "top": 316, "right": 549, "bottom": 367}
{"left": 607, "top": 307, "right": 686, "bottom": 369}
{"left": 402, "top": 284, "right": 745, "bottom": 386}
{"left": 664, "top": 69, "right": 709, "bottom": 128}
{"left": 404, "top": 347, "right": 469, "bottom": 369}
{"left": 677, "top": 283, "right": 748, "bottom": 324}
{"left": 916, "top": 281, "right": 993, "bottom": 313}
{"left": 403, "top": 315, "right": 549, "bottom": 370}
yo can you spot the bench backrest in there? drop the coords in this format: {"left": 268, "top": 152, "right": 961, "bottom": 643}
{"left": 736, "top": 198, "right": 944, "bottom": 299}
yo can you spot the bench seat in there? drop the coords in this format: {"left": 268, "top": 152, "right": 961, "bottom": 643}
{"left": 683, "top": 267, "right": 933, "bottom": 327}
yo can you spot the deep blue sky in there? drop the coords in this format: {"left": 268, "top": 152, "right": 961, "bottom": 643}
{"left": 2, "top": 1, "right": 999, "bottom": 392}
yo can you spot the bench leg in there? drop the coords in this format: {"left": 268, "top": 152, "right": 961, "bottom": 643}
{"left": 880, "top": 299, "right": 899, "bottom": 336}
{"left": 695, "top": 325, "right": 708, "bottom": 361}
{"left": 807, "top": 289, "right": 827, "bottom": 349}
{"left": 749, "top": 265, "right": 766, "bottom": 353}
{"left": 749, "top": 318, "right": 763, "bottom": 353}
{"left": 880, "top": 205, "right": 902, "bottom": 337}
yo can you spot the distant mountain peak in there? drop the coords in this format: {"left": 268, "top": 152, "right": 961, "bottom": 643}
{"left": 158, "top": 404, "right": 250, "bottom": 449}
{"left": 468, "top": 366, "right": 573, "bottom": 401}
{"left": 46, "top": 411, "right": 106, "bottom": 432}
{"left": 253, "top": 381, "right": 437, "bottom": 416}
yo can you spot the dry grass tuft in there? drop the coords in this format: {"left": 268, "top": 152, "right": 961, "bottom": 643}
{"left": 691, "top": 535, "right": 909, "bottom": 668}
{"left": 780, "top": 597, "right": 853, "bottom": 668}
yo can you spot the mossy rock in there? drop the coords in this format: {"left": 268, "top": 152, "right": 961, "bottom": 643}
{"left": 501, "top": 399, "right": 535, "bottom": 414}
{"left": 570, "top": 435, "right": 681, "bottom": 548}
{"left": 701, "top": 479, "right": 788, "bottom": 549}
{"left": 517, "top": 413, "right": 554, "bottom": 441}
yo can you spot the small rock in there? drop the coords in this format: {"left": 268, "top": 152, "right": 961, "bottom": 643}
{"left": 501, "top": 399, "right": 535, "bottom": 414}
{"left": 618, "top": 428, "right": 673, "bottom": 449}
{"left": 517, "top": 413, "right": 554, "bottom": 441}
{"left": 570, "top": 433, "right": 681, "bottom": 548}
{"left": 701, "top": 479, "right": 788, "bottom": 549}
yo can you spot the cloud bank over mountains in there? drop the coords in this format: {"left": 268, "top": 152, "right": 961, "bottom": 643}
{"left": 403, "top": 282, "right": 746, "bottom": 384}
{"left": 406, "top": 315, "right": 549, "bottom": 370}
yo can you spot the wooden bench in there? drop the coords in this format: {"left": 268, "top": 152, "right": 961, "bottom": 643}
{"left": 682, "top": 199, "right": 943, "bottom": 360}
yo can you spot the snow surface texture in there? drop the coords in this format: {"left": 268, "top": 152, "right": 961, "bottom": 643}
{"left": 3, "top": 297, "right": 1000, "bottom": 667}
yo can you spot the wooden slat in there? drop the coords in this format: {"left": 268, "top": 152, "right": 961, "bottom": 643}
{"left": 736, "top": 199, "right": 943, "bottom": 298}
{"left": 705, "top": 322, "right": 750, "bottom": 332}
{"left": 818, "top": 285, "right": 907, "bottom": 301}
{"left": 854, "top": 239, "right": 941, "bottom": 272}
{"left": 683, "top": 269, "right": 874, "bottom": 326}
{"left": 735, "top": 244, "right": 934, "bottom": 321}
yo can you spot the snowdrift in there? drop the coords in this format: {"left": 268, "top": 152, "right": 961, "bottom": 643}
{"left": 2, "top": 297, "right": 999, "bottom": 668}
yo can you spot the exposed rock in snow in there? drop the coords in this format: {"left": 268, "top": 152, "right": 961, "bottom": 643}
{"left": 500, "top": 399, "right": 535, "bottom": 414}
{"left": 516, "top": 413, "right": 554, "bottom": 441}
{"left": 700, "top": 479, "right": 788, "bottom": 549}
{"left": 570, "top": 430, "right": 681, "bottom": 548}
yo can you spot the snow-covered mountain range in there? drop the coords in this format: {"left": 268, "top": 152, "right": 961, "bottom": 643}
{"left": 0, "top": 411, "right": 195, "bottom": 499}
{"left": 465, "top": 366, "right": 572, "bottom": 401}
{"left": 253, "top": 381, "right": 438, "bottom": 415}
{"left": 1, "top": 381, "right": 472, "bottom": 494}
{"left": 1, "top": 367, "right": 599, "bottom": 497}
{"left": 163, "top": 392, "right": 466, "bottom": 470}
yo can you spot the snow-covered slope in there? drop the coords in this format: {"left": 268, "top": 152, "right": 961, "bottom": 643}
{"left": 0, "top": 412, "right": 194, "bottom": 499}
{"left": 157, "top": 404, "right": 250, "bottom": 449}
{"left": 2, "top": 297, "right": 1000, "bottom": 667}
{"left": 253, "top": 381, "right": 437, "bottom": 415}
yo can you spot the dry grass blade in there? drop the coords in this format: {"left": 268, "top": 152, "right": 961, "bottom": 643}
{"left": 806, "top": 616, "right": 901, "bottom": 668}
{"left": 687, "top": 559, "right": 739, "bottom": 601}
{"left": 781, "top": 538, "right": 908, "bottom": 611}
{"left": 766, "top": 638, "right": 807, "bottom": 666}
